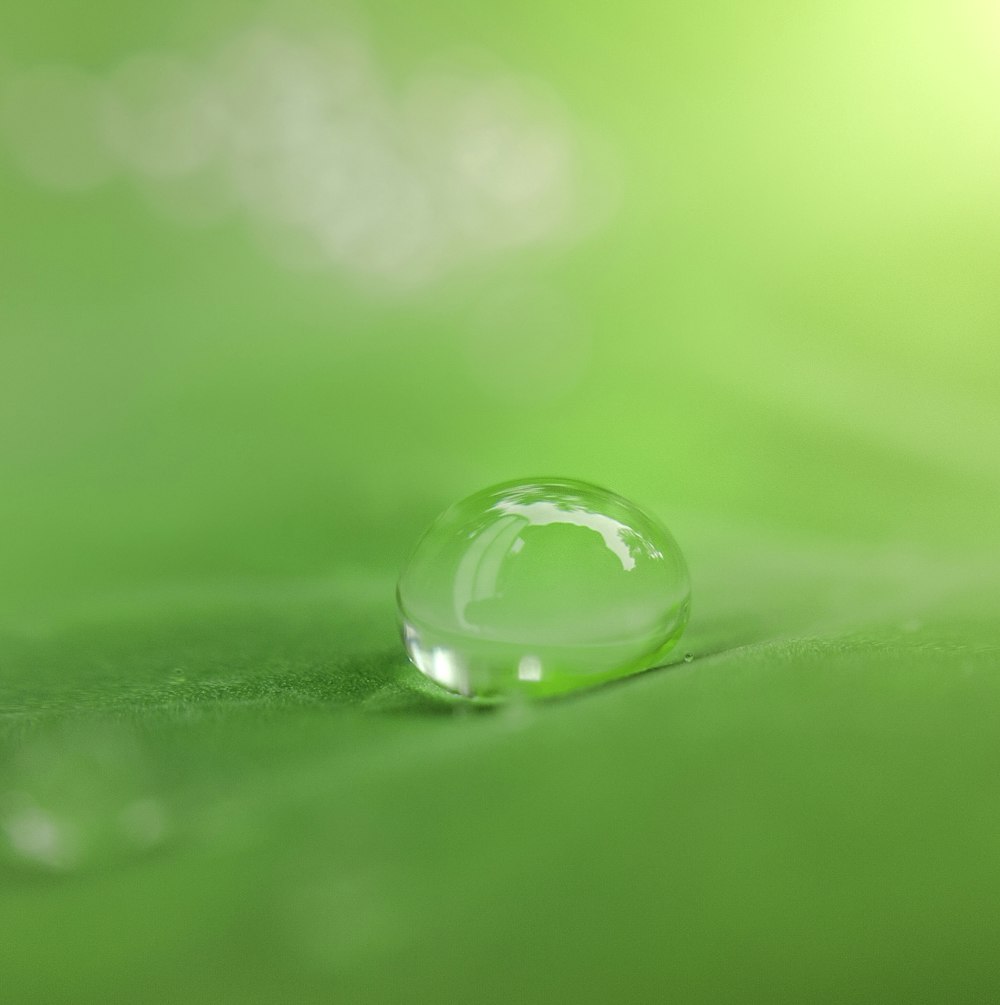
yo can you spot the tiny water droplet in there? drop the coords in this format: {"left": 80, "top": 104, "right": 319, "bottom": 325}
{"left": 397, "top": 477, "right": 691, "bottom": 699}
{"left": 683, "top": 652, "right": 694, "bottom": 663}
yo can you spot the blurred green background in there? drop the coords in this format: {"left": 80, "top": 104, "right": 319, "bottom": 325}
{"left": 2, "top": 1, "right": 999, "bottom": 1001}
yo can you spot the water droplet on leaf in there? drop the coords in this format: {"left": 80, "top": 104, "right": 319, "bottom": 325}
{"left": 397, "top": 478, "right": 690, "bottom": 699}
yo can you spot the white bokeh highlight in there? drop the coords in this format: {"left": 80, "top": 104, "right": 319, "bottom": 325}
{"left": 0, "top": 23, "right": 620, "bottom": 290}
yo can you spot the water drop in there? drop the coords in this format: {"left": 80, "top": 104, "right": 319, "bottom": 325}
{"left": 683, "top": 652, "right": 694, "bottom": 663}
{"left": 397, "top": 478, "right": 690, "bottom": 699}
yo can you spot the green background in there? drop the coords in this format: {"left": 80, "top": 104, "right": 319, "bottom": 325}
{"left": 2, "top": 1, "right": 999, "bottom": 1000}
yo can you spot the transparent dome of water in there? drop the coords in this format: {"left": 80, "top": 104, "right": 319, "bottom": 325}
{"left": 397, "top": 478, "right": 690, "bottom": 699}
